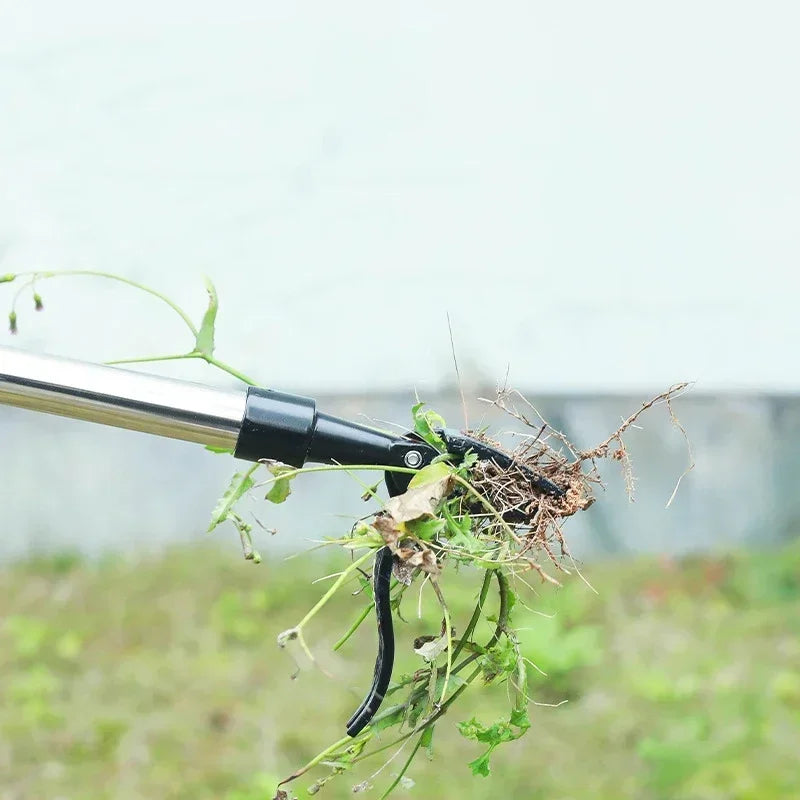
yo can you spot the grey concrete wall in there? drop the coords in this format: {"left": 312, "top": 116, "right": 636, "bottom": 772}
{"left": 2, "top": 390, "right": 796, "bottom": 563}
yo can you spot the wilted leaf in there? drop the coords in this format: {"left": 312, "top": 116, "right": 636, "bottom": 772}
{"left": 413, "top": 632, "right": 450, "bottom": 662}
{"left": 373, "top": 515, "right": 401, "bottom": 548}
{"left": 392, "top": 558, "right": 416, "bottom": 586}
{"left": 396, "top": 545, "right": 440, "bottom": 576}
{"left": 208, "top": 470, "right": 255, "bottom": 531}
{"left": 374, "top": 516, "right": 440, "bottom": 575}
{"left": 385, "top": 476, "right": 452, "bottom": 523}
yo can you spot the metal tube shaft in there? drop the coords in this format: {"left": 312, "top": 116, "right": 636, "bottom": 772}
{"left": 0, "top": 346, "right": 247, "bottom": 449}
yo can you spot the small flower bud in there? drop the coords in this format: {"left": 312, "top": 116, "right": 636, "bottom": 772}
{"left": 33, "top": 292, "right": 44, "bottom": 311}
{"left": 0, "top": 274, "right": 15, "bottom": 284}
{"left": 8, "top": 310, "right": 18, "bottom": 334}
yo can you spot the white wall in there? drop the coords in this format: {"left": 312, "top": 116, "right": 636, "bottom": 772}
{"left": 1, "top": 1, "right": 798, "bottom": 394}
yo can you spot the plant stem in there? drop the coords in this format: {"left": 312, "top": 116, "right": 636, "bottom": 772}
{"left": 255, "top": 463, "right": 417, "bottom": 490}
{"left": 105, "top": 352, "right": 200, "bottom": 366}
{"left": 451, "top": 569, "right": 509, "bottom": 677}
{"left": 426, "top": 665, "right": 482, "bottom": 723}
{"left": 429, "top": 578, "right": 453, "bottom": 704}
{"left": 19, "top": 270, "right": 199, "bottom": 335}
{"left": 350, "top": 664, "right": 485, "bottom": 768}
{"left": 333, "top": 601, "right": 375, "bottom": 651}
{"left": 8, "top": 270, "right": 262, "bottom": 386}
{"left": 349, "top": 573, "right": 510, "bottom": 771}
{"left": 110, "top": 351, "right": 259, "bottom": 387}
{"left": 484, "top": 569, "right": 509, "bottom": 651}
{"left": 203, "top": 355, "right": 258, "bottom": 386}
{"left": 378, "top": 734, "right": 424, "bottom": 799}
{"left": 295, "top": 550, "right": 375, "bottom": 632}
{"left": 277, "top": 734, "right": 354, "bottom": 787}
{"left": 449, "top": 569, "right": 493, "bottom": 664}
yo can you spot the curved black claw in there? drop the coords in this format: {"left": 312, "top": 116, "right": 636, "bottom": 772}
{"left": 345, "top": 545, "right": 395, "bottom": 737}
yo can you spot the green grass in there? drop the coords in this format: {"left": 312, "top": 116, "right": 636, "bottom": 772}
{"left": 1, "top": 540, "right": 798, "bottom": 799}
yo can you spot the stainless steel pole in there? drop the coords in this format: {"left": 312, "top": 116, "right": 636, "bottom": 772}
{"left": 0, "top": 346, "right": 247, "bottom": 449}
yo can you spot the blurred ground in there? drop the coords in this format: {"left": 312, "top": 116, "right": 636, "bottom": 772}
{"left": 1, "top": 540, "right": 798, "bottom": 799}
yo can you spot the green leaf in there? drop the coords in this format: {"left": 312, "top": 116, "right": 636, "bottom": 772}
{"left": 433, "top": 673, "right": 467, "bottom": 697}
{"left": 420, "top": 725, "right": 435, "bottom": 760}
{"left": 467, "top": 750, "right": 492, "bottom": 777}
{"left": 480, "top": 638, "right": 518, "bottom": 683}
{"left": 411, "top": 402, "right": 447, "bottom": 451}
{"left": 457, "top": 717, "right": 482, "bottom": 740}
{"left": 444, "top": 511, "right": 486, "bottom": 555}
{"left": 505, "top": 586, "right": 517, "bottom": 620}
{"left": 406, "top": 693, "right": 427, "bottom": 728}
{"left": 406, "top": 517, "right": 446, "bottom": 541}
{"left": 445, "top": 509, "right": 471, "bottom": 536}
{"left": 510, "top": 707, "right": 531, "bottom": 731}
{"left": 205, "top": 445, "right": 234, "bottom": 455}
{"left": 372, "top": 705, "right": 405, "bottom": 733}
{"left": 458, "top": 714, "right": 527, "bottom": 777}
{"left": 408, "top": 461, "right": 453, "bottom": 488}
{"left": 208, "top": 470, "right": 256, "bottom": 531}
{"left": 265, "top": 464, "right": 295, "bottom": 504}
{"left": 194, "top": 276, "right": 218, "bottom": 357}
{"left": 459, "top": 450, "right": 479, "bottom": 470}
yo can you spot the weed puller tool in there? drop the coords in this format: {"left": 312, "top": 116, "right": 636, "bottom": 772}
{"left": 0, "top": 345, "right": 563, "bottom": 734}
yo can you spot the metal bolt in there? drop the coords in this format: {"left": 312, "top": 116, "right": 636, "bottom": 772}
{"left": 403, "top": 450, "right": 423, "bottom": 468}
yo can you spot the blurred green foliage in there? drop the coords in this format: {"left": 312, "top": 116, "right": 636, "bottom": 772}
{"left": 1, "top": 540, "right": 798, "bottom": 799}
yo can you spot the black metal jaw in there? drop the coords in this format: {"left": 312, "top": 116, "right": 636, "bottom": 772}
{"left": 234, "top": 386, "right": 439, "bottom": 473}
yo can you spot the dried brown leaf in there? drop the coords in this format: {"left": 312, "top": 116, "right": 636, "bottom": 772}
{"left": 384, "top": 476, "right": 451, "bottom": 523}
